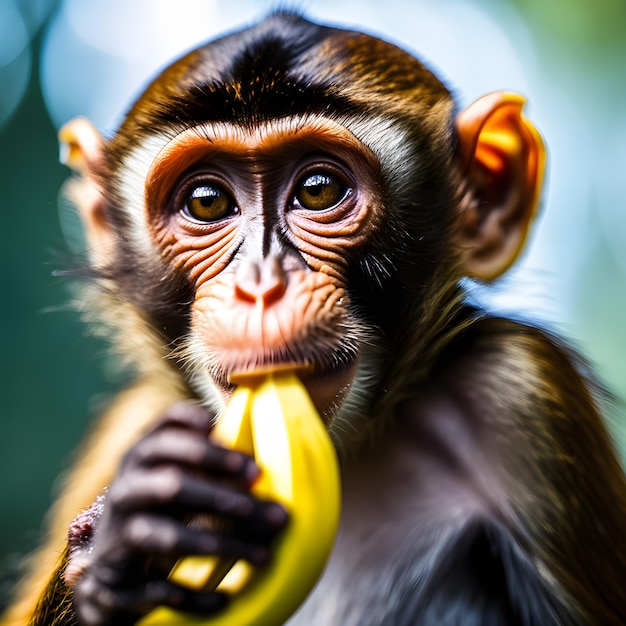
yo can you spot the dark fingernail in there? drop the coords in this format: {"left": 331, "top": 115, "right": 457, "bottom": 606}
{"left": 224, "top": 452, "right": 246, "bottom": 472}
{"left": 265, "top": 503, "right": 289, "bottom": 527}
{"left": 244, "top": 461, "right": 260, "bottom": 484}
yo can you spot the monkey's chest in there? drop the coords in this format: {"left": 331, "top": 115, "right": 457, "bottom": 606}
{"left": 288, "top": 432, "right": 478, "bottom": 625}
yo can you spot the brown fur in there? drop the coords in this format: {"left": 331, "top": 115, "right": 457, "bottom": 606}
{"left": 4, "top": 11, "right": 625, "bottom": 625}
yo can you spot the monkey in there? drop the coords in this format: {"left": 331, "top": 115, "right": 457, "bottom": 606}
{"left": 4, "top": 10, "right": 626, "bottom": 626}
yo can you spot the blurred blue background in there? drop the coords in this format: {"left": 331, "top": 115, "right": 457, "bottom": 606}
{"left": 1, "top": 0, "right": 625, "bottom": 609}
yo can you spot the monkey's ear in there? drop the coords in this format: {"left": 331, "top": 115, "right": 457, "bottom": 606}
{"left": 453, "top": 92, "right": 546, "bottom": 281}
{"left": 59, "top": 117, "right": 115, "bottom": 262}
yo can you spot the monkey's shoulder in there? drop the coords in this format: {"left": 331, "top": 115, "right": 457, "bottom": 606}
{"left": 438, "top": 314, "right": 590, "bottom": 374}
{"left": 431, "top": 314, "right": 605, "bottom": 424}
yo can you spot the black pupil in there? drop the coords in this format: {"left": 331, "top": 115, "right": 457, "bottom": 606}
{"left": 193, "top": 187, "right": 221, "bottom": 206}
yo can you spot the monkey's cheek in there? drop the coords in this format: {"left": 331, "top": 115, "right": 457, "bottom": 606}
{"left": 300, "top": 357, "right": 359, "bottom": 424}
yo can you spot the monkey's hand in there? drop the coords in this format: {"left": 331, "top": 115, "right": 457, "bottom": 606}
{"left": 65, "top": 402, "right": 288, "bottom": 626}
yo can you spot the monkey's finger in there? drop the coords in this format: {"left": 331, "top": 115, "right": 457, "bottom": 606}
{"left": 142, "top": 582, "right": 229, "bottom": 616}
{"left": 129, "top": 428, "right": 259, "bottom": 484}
{"left": 109, "top": 469, "right": 288, "bottom": 527}
{"left": 177, "top": 475, "right": 287, "bottom": 527}
{"left": 117, "top": 513, "right": 274, "bottom": 565}
{"left": 77, "top": 574, "right": 227, "bottom": 621}
{"left": 142, "top": 580, "right": 228, "bottom": 615}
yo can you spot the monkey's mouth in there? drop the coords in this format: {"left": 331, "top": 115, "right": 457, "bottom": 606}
{"left": 214, "top": 349, "right": 359, "bottom": 423}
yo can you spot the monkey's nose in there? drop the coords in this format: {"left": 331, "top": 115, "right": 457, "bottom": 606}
{"left": 235, "top": 255, "right": 287, "bottom": 306}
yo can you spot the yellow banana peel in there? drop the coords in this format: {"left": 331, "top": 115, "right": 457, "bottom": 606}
{"left": 139, "top": 370, "right": 341, "bottom": 625}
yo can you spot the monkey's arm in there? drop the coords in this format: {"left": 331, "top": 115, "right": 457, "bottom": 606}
{"left": 425, "top": 317, "right": 626, "bottom": 625}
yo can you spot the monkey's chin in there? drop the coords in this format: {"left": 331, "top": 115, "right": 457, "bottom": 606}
{"left": 219, "top": 358, "right": 358, "bottom": 426}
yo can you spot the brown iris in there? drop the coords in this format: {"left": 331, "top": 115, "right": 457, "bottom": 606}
{"left": 295, "top": 173, "right": 349, "bottom": 211}
{"left": 184, "top": 184, "right": 236, "bottom": 222}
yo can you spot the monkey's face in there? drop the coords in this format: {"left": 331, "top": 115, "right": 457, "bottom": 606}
{"left": 137, "top": 117, "right": 387, "bottom": 421}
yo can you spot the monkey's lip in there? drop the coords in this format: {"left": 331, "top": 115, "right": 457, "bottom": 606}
{"left": 223, "top": 356, "right": 358, "bottom": 423}
{"left": 228, "top": 361, "right": 315, "bottom": 385}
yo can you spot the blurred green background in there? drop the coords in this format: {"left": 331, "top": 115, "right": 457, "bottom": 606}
{"left": 1, "top": 0, "right": 625, "bottom": 611}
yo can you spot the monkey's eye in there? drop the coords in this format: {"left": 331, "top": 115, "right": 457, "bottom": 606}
{"left": 294, "top": 173, "right": 350, "bottom": 211}
{"left": 182, "top": 184, "right": 237, "bottom": 222}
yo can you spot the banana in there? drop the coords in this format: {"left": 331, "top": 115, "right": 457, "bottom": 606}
{"left": 139, "top": 370, "right": 341, "bottom": 625}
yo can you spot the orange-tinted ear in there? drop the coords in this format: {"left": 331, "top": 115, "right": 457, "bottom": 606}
{"left": 453, "top": 92, "right": 546, "bottom": 281}
{"left": 59, "top": 117, "right": 115, "bottom": 264}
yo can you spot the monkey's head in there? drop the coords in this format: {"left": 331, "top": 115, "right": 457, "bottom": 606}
{"left": 60, "top": 12, "right": 544, "bottom": 431}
